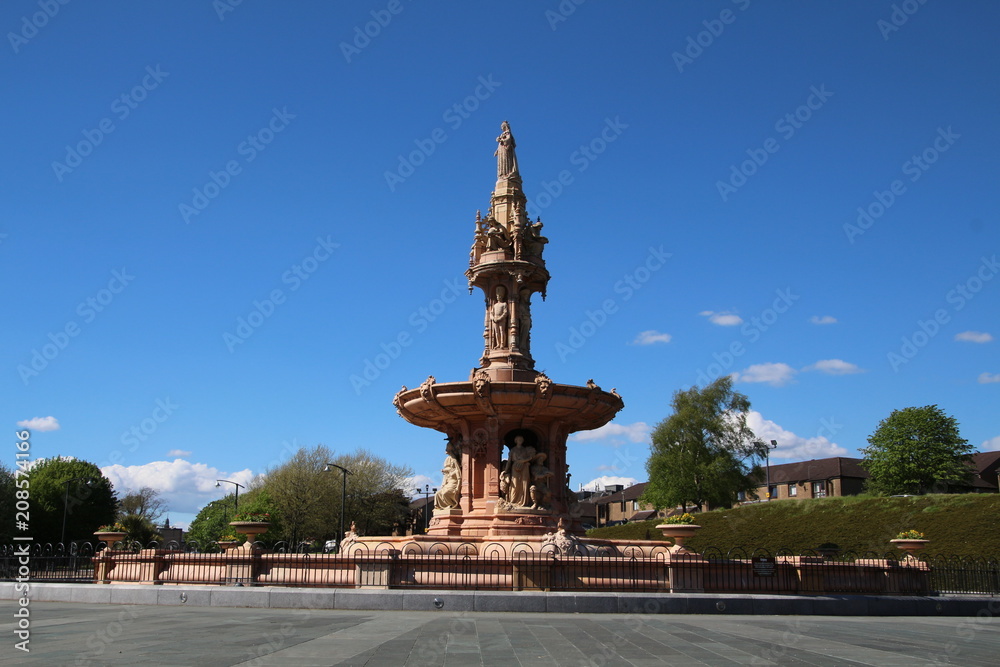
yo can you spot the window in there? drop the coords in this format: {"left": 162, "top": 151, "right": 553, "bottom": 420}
{"left": 632, "top": 500, "right": 640, "bottom": 511}
{"left": 788, "top": 483, "right": 797, "bottom": 497}
{"left": 812, "top": 481, "right": 826, "bottom": 497}
{"left": 768, "top": 485, "right": 778, "bottom": 499}
{"left": 737, "top": 490, "right": 747, "bottom": 501}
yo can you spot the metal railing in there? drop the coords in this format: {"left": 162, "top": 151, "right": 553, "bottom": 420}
{"left": 2, "top": 541, "right": 997, "bottom": 596}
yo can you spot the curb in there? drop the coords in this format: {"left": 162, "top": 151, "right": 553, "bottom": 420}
{"left": 2, "top": 583, "right": 997, "bottom": 616}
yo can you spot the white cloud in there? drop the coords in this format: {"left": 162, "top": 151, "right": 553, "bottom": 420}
{"left": 580, "top": 476, "right": 639, "bottom": 492}
{"left": 979, "top": 372, "right": 1000, "bottom": 384}
{"left": 809, "top": 315, "right": 837, "bottom": 325}
{"left": 17, "top": 416, "right": 60, "bottom": 432}
{"left": 700, "top": 310, "right": 743, "bottom": 326}
{"left": 746, "top": 411, "right": 848, "bottom": 460}
{"left": 403, "top": 474, "right": 437, "bottom": 499}
{"left": 956, "top": 331, "right": 994, "bottom": 343}
{"left": 570, "top": 421, "right": 651, "bottom": 444}
{"left": 982, "top": 436, "right": 1000, "bottom": 452}
{"left": 166, "top": 449, "right": 192, "bottom": 458}
{"left": 632, "top": 330, "right": 671, "bottom": 345}
{"left": 734, "top": 363, "right": 797, "bottom": 387}
{"left": 102, "top": 460, "right": 254, "bottom": 515}
{"left": 804, "top": 359, "right": 865, "bottom": 375}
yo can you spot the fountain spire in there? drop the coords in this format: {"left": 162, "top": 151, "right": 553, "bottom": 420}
{"left": 467, "top": 122, "right": 549, "bottom": 382}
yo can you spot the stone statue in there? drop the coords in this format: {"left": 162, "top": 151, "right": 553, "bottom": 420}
{"left": 340, "top": 521, "right": 358, "bottom": 551}
{"left": 541, "top": 517, "right": 581, "bottom": 556}
{"left": 484, "top": 215, "right": 510, "bottom": 251}
{"left": 526, "top": 219, "right": 548, "bottom": 258}
{"left": 529, "top": 453, "right": 553, "bottom": 510}
{"left": 495, "top": 121, "right": 519, "bottom": 179}
{"left": 434, "top": 453, "right": 461, "bottom": 510}
{"left": 517, "top": 288, "right": 532, "bottom": 352}
{"left": 490, "top": 285, "right": 509, "bottom": 349}
{"left": 501, "top": 435, "right": 545, "bottom": 508}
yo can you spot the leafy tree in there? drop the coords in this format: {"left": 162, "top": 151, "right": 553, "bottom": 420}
{"left": 641, "top": 377, "right": 761, "bottom": 512}
{"left": 861, "top": 405, "right": 974, "bottom": 495}
{"left": 185, "top": 495, "right": 237, "bottom": 548}
{"left": 26, "top": 457, "right": 118, "bottom": 545}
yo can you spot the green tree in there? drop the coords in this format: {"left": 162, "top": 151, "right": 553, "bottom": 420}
{"left": 185, "top": 495, "right": 237, "bottom": 548}
{"left": 641, "top": 377, "right": 761, "bottom": 512}
{"left": 0, "top": 463, "right": 15, "bottom": 544}
{"left": 117, "top": 487, "right": 167, "bottom": 524}
{"left": 26, "top": 457, "right": 118, "bottom": 544}
{"left": 861, "top": 405, "right": 973, "bottom": 495}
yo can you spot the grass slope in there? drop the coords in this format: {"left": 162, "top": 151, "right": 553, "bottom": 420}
{"left": 586, "top": 494, "right": 1000, "bottom": 557}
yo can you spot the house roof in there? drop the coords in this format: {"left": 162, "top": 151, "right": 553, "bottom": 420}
{"left": 754, "top": 457, "right": 869, "bottom": 485}
{"left": 971, "top": 451, "right": 1000, "bottom": 490}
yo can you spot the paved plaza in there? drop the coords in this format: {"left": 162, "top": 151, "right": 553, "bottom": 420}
{"left": 5, "top": 601, "right": 999, "bottom": 666}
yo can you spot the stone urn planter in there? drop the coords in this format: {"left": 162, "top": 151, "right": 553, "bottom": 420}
{"left": 93, "top": 531, "right": 127, "bottom": 550}
{"left": 890, "top": 538, "right": 929, "bottom": 560}
{"left": 655, "top": 524, "right": 701, "bottom": 553}
{"left": 229, "top": 521, "right": 271, "bottom": 547}
{"left": 217, "top": 540, "right": 241, "bottom": 552}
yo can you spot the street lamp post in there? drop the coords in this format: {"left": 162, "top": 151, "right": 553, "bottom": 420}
{"left": 323, "top": 463, "right": 353, "bottom": 553}
{"left": 61, "top": 477, "right": 94, "bottom": 545}
{"left": 414, "top": 484, "right": 437, "bottom": 532}
{"left": 764, "top": 439, "right": 778, "bottom": 501}
{"left": 215, "top": 479, "right": 245, "bottom": 520}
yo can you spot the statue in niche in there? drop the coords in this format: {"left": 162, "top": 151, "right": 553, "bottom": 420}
{"left": 490, "top": 285, "right": 509, "bottom": 349}
{"left": 434, "top": 440, "right": 461, "bottom": 510}
{"left": 500, "top": 435, "right": 545, "bottom": 508}
{"left": 529, "top": 453, "right": 553, "bottom": 510}
{"left": 495, "top": 120, "right": 519, "bottom": 179}
{"left": 517, "top": 288, "right": 532, "bottom": 352}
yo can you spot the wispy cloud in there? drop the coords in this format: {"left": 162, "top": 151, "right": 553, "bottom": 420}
{"left": 955, "top": 331, "right": 993, "bottom": 343}
{"left": 746, "top": 411, "right": 848, "bottom": 460}
{"left": 167, "top": 449, "right": 192, "bottom": 458}
{"left": 16, "top": 416, "right": 60, "bottom": 432}
{"left": 982, "top": 436, "right": 1000, "bottom": 452}
{"left": 978, "top": 372, "right": 1000, "bottom": 384}
{"left": 700, "top": 310, "right": 743, "bottom": 326}
{"left": 809, "top": 315, "right": 837, "bottom": 325}
{"left": 804, "top": 359, "right": 865, "bottom": 375}
{"left": 570, "top": 421, "right": 651, "bottom": 444}
{"left": 632, "top": 330, "right": 671, "bottom": 345}
{"left": 734, "top": 363, "right": 797, "bottom": 387}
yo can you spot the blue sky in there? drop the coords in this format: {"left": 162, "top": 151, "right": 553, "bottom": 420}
{"left": 4, "top": 1, "right": 998, "bottom": 529}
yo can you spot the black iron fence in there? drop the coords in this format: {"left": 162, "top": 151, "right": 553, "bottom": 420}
{"left": 2, "top": 541, "right": 997, "bottom": 596}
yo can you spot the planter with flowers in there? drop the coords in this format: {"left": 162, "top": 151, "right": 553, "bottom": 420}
{"left": 655, "top": 513, "right": 701, "bottom": 553}
{"left": 890, "top": 530, "right": 929, "bottom": 560}
{"left": 217, "top": 533, "right": 242, "bottom": 552}
{"left": 94, "top": 523, "right": 128, "bottom": 549}
{"left": 229, "top": 512, "right": 272, "bottom": 547}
